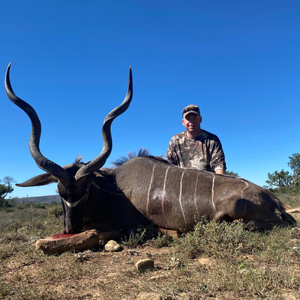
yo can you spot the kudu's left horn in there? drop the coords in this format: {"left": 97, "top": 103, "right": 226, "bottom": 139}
{"left": 4, "top": 63, "right": 72, "bottom": 186}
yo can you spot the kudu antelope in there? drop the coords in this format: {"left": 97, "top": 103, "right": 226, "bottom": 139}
{"left": 5, "top": 63, "right": 299, "bottom": 234}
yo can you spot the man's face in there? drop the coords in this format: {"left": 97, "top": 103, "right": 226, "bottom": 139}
{"left": 182, "top": 113, "right": 202, "bottom": 134}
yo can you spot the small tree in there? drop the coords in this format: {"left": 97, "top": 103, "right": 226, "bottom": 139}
{"left": 266, "top": 169, "right": 292, "bottom": 189}
{"left": 0, "top": 176, "right": 14, "bottom": 207}
{"left": 288, "top": 153, "right": 300, "bottom": 186}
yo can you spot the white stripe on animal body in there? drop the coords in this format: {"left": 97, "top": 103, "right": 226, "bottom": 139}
{"left": 162, "top": 166, "right": 170, "bottom": 216}
{"left": 211, "top": 174, "right": 216, "bottom": 211}
{"left": 240, "top": 179, "right": 249, "bottom": 216}
{"left": 194, "top": 172, "right": 200, "bottom": 218}
{"left": 240, "top": 179, "right": 249, "bottom": 198}
{"left": 146, "top": 164, "right": 156, "bottom": 214}
{"left": 179, "top": 169, "right": 187, "bottom": 225}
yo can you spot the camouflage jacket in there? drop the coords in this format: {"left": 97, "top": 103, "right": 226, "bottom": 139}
{"left": 166, "top": 130, "right": 226, "bottom": 172}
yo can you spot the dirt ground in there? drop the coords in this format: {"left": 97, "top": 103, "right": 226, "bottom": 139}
{"left": 1, "top": 238, "right": 300, "bottom": 300}
{"left": 1, "top": 242, "right": 202, "bottom": 299}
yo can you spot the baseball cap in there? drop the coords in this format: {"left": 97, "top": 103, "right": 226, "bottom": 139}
{"left": 182, "top": 104, "right": 201, "bottom": 119}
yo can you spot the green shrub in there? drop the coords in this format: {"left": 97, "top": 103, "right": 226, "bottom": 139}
{"left": 34, "top": 203, "right": 47, "bottom": 209}
{"left": 122, "top": 227, "right": 148, "bottom": 247}
{"left": 48, "top": 205, "right": 63, "bottom": 218}
{"left": 175, "top": 220, "right": 264, "bottom": 259}
{"left": 152, "top": 232, "right": 173, "bottom": 248}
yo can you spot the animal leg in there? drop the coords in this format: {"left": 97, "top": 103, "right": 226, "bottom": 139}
{"left": 242, "top": 220, "right": 278, "bottom": 230}
{"left": 243, "top": 211, "right": 285, "bottom": 230}
{"left": 214, "top": 212, "right": 234, "bottom": 222}
{"left": 280, "top": 212, "right": 297, "bottom": 226}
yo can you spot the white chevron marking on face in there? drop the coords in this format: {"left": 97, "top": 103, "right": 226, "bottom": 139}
{"left": 146, "top": 164, "right": 156, "bottom": 213}
{"left": 211, "top": 174, "right": 216, "bottom": 211}
{"left": 162, "top": 166, "right": 170, "bottom": 216}
{"left": 63, "top": 198, "right": 81, "bottom": 208}
{"left": 179, "top": 169, "right": 187, "bottom": 225}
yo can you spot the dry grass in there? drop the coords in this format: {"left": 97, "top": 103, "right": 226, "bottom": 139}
{"left": 1, "top": 197, "right": 300, "bottom": 300}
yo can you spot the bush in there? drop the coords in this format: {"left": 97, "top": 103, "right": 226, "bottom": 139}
{"left": 175, "top": 220, "right": 264, "bottom": 259}
{"left": 48, "top": 205, "right": 63, "bottom": 218}
{"left": 34, "top": 203, "right": 46, "bottom": 209}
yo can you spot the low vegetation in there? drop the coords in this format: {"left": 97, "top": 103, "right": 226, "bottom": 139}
{"left": 1, "top": 195, "right": 300, "bottom": 300}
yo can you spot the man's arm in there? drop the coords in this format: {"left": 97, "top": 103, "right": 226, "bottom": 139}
{"left": 210, "top": 137, "right": 226, "bottom": 174}
{"left": 166, "top": 138, "right": 177, "bottom": 165}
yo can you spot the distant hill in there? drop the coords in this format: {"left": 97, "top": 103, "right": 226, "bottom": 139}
{"left": 17, "top": 195, "right": 60, "bottom": 204}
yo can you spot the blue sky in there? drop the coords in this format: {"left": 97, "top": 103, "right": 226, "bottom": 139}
{"left": 1, "top": 1, "right": 299, "bottom": 198}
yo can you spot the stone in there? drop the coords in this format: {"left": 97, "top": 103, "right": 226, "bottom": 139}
{"left": 135, "top": 259, "right": 154, "bottom": 272}
{"left": 104, "top": 240, "right": 122, "bottom": 252}
{"left": 158, "top": 228, "right": 179, "bottom": 239}
{"left": 136, "top": 292, "right": 162, "bottom": 300}
{"left": 35, "top": 229, "right": 100, "bottom": 254}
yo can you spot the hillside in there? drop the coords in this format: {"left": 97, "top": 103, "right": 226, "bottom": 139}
{"left": 17, "top": 195, "right": 60, "bottom": 204}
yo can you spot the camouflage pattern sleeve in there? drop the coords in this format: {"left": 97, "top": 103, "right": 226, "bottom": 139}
{"left": 166, "top": 136, "right": 178, "bottom": 165}
{"left": 210, "top": 137, "right": 226, "bottom": 172}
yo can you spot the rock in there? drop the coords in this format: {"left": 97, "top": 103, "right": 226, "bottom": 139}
{"left": 104, "top": 240, "right": 122, "bottom": 252}
{"left": 35, "top": 229, "right": 100, "bottom": 254}
{"left": 136, "top": 292, "right": 162, "bottom": 300}
{"left": 135, "top": 259, "right": 154, "bottom": 272}
{"left": 158, "top": 228, "right": 179, "bottom": 239}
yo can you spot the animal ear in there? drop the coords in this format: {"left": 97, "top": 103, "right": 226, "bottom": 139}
{"left": 92, "top": 173, "right": 123, "bottom": 195}
{"left": 16, "top": 173, "right": 58, "bottom": 187}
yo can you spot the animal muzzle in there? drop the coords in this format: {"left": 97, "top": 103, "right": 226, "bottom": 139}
{"left": 64, "top": 222, "right": 82, "bottom": 234}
